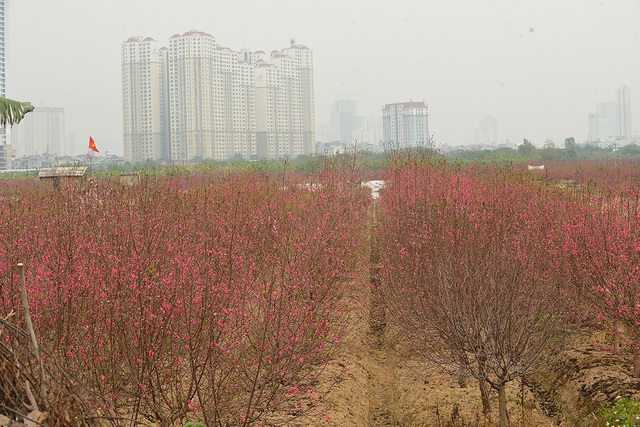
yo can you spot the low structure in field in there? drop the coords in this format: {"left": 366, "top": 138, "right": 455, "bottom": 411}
{"left": 38, "top": 166, "right": 88, "bottom": 189}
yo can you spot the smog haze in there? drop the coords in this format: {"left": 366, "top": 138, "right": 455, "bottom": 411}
{"left": 7, "top": 0, "right": 640, "bottom": 155}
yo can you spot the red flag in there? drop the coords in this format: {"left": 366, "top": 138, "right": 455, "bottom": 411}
{"left": 89, "top": 136, "right": 99, "bottom": 153}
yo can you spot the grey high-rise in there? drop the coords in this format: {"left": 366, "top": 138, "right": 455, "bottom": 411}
{"left": 617, "top": 85, "right": 632, "bottom": 144}
{"left": 382, "top": 101, "right": 429, "bottom": 150}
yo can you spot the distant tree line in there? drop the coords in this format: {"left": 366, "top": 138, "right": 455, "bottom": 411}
{"left": 444, "top": 137, "right": 640, "bottom": 163}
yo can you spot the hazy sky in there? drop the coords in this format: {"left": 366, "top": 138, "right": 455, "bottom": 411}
{"left": 7, "top": 0, "right": 640, "bottom": 155}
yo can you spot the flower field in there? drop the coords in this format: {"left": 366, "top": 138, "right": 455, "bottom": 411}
{"left": 0, "top": 166, "right": 368, "bottom": 426}
{"left": 1, "top": 156, "right": 640, "bottom": 426}
{"left": 377, "top": 155, "right": 640, "bottom": 426}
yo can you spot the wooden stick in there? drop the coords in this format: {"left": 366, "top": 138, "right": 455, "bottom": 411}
{"left": 24, "top": 380, "right": 38, "bottom": 412}
{"left": 17, "top": 263, "right": 48, "bottom": 410}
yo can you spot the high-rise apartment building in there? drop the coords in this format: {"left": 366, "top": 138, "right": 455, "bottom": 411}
{"left": 329, "top": 99, "right": 358, "bottom": 144}
{"left": 382, "top": 101, "right": 429, "bottom": 149}
{"left": 326, "top": 99, "right": 380, "bottom": 150}
{"left": 0, "top": 0, "right": 4, "bottom": 103}
{"left": 167, "top": 31, "right": 217, "bottom": 161}
{"left": 588, "top": 86, "right": 632, "bottom": 145}
{"left": 11, "top": 107, "right": 65, "bottom": 157}
{"left": 475, "top": 116, "right": 498, "bottom": 146}
{"left": 617, "top": 85, "right": 632, "bottom": 143}
{"left": 588, "top": 102, "right": 618, "bottom": 142}
{"left": 352, "top": 117, "right": 383, "bottom": 150}
{"left": 122, "top": 36, "right": 164, "bottom": 162}
{"left": 0, "top": 0, "right": 8, "bottom": 169}
{"left": 254, "top": 44, "right": 314, "bottom": 159}
{"left": 168, "top": 31, "right": 255, "bottom": 161}
{"left": 122, "top": 32, "right": 314, "bottom": 162}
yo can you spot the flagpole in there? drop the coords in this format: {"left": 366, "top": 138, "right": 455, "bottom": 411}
{"left": 87, "top": 136, "right": 99, "bottom": 172}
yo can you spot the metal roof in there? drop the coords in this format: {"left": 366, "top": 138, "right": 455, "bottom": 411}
{"left": 38, "top": 166, "right": 88, "bottom": 178}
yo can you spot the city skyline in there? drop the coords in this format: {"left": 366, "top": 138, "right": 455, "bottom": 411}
{"left": 588, "top": 85, "right": 633, "bottom": 145}
{"left": 5, "top": 1, "right": 640, "bottom": 156}
{"left": 122, "top": 31, "right": 314, "bottom": 162}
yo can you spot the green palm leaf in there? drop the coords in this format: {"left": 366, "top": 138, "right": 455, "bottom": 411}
{"left": 0, "top": 96, "right": 34, "bottom": 127}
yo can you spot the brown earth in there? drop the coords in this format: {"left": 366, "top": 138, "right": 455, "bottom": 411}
{"left": 271, "top": 206, "right": 640, "bottom": 427}
{"left": 285, "top": 280, "right": 557, "bottom": 427}
{"left": 279, "top": 270, "right": 640, "bottom": 427}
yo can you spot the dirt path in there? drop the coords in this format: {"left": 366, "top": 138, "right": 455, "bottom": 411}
{"left": 290, "top": 204, "right": 404, "bottom": 427}
{"left": 288, "top": 204, "right": 562, "bottom": 427}
{"left": 365, "top": 333, "right": 400, "bottom": 427}
{"left": 366, "top": 220, "right": 400, "bottom": 427}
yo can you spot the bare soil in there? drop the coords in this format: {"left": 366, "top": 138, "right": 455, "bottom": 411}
{"left": 277, "top": 208, "right": 639, "bottom": 427}
{"left": 283, "top": 285, "right": 640, "bottom": 427}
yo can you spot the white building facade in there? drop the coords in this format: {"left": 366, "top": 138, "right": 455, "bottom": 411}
{"left": 12, "top": 107, "right": 65, "bottom": 157}
{"left": 329, "top": 99, "right": 358, "bottom": 144}
{"left": 122, "top": 36, "right": 164, "bottom": 162}
{"left": 475, "top": 116, "right": 498, "bottom": 146}
{"left": 0, "top": 0, "right": 4, "bottom": 105}
{"left": 382, "top": 101, "right": 429, "bottom": 149}
{"left": 122, "top": 31, "right": 314, "bottom": 162}
{"left": 167, "top": 31, "right": 218, "bottom": 161}
{"left": 0, "top": 0, "right": 8, "bottom": 169}
{"left": 254, "top": 44, "right": 315, "bottom": 159}
{"left": 617, "top": 85, "right": 632, "bottom": 143}
{"left": 588, "top": 86, "right": 633, "bottom": 145}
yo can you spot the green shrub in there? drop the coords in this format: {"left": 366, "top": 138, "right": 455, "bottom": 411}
{"left": 598, "top": 397, "right": 640, "bottom": 426}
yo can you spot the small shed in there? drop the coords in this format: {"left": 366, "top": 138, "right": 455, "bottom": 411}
{"left": 38, "top": 166, "right": 88, "bottom": 189}
{"left": 119, "top": 172, "right": 140, "bottom": 186}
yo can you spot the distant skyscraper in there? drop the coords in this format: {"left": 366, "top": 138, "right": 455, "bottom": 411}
{"left": 0, "top": 0, "right": 4, "bottom": 103}
{"left": 330, "top": 99, "right": 358, "bottom": 143}
{"left": 12, "top": 107, "right": 66, "bottom": 157}
{"left": 382, "top": 101, "right": 429, "bottom": 149}
{"left": 254, "top": 44, "right": 315, "bottom": 158}
{"left": 617, "top": 85, "right": 632, "bottom": 143}
{"left": 589, "top": 102, "right": 618, "bottom": 142}
{"left": 122, "top": 32, "right": 314, "bottom": 162}
{"left": 587, "top": 113, "right": 598, "bottom": 143}
{"left": 353, "top": 117, "right": 383, "bottom": 150}
{"left": 475, "top": 116, "right": 498, "bottom": 146}
{"left": 0, "top": 0, "right": 8, "bottom": 169}
{"left": 167, "top": 31, "right": 218, "bottom": 161}
{"left": 588, "top": 86, "right": 632, "bottom": 145}
{"left": 121, "top": 36, "right": 164, "bottom": 162}
{"left": 169, "top": 31, "right": 256, "bottom": 161}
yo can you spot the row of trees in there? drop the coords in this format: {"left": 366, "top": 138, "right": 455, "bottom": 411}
{"left": 1, "top": 147, "right": 638, "bottom": 425}
{"left": 444, "top": 136, "right": 640, "bottom": 163}
{"left": 377, "top": 154, "right": 640, "bottom": 425}
{"left": 0, "top": 167, "right": 368, "bottom": 426}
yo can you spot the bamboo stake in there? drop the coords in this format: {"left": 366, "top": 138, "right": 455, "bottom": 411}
{"left": 17, "top": 263, "right": 48, "bottom": 410}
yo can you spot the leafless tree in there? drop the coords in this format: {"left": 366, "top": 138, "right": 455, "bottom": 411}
{"left": 380, "top": 167, "right": 575, "bottom": 426}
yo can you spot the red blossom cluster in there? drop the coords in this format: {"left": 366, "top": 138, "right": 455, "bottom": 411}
{"left": 561, "top": 183, "right": 640, "bottom": 373}
{"left": 377, "top": 156, "right": 582, "bottom": 425}
{"left": 0, "top": 169, "right": 367, "bottom": 426}
{"left": 1, "top": 155, "right": 637, "bottom": 426}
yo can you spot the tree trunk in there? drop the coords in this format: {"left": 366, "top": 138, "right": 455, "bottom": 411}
{"left": 479, "top": 378, "right": 491, "bottom": 416}
{"left": 634, "top": 346, "right": 640, "bottom": 378}
{"left": 478, "top": 359, "right": 491, "bottom": 416}
{"left": 613, "top": 320, "right": 625, "bottom": 352}
{"left": 498, "top": 384, "right": 508, "bottom": 427}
